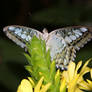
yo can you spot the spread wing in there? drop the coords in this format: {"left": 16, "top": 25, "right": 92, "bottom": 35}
{"left": 3, "top": 25, "right": 43, "bottom": 49}
{"left": 47, "top": 26, "right": 92, "bottom": 70}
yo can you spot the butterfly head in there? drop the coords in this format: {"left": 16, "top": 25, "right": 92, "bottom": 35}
{"left": 42, "top": 28, "right": 49, "bottom": 41}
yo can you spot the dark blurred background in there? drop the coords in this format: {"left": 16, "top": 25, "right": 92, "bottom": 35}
{"left": 0, "top": 0, "right": 92, "bottom": 92}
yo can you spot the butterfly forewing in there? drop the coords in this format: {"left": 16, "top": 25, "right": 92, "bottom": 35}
{"left": 3, "top": 25, "right": 43, "bottom": 48}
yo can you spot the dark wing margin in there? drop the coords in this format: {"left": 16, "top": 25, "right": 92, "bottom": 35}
{"left": 3, "top": 25, "right": 43, "bottom": 48}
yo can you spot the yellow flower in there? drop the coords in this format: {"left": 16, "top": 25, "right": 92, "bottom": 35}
{"left": 62, "top": 59, "right": 91, "bottom": 92}
{"left": 78, "top": 79, "right": 92, "bottom": 90}
{"left": 90, "top": 68, "right": 92, "bottom": 79}
{"left": 34, "top": 77, "right": 51, "bottom": 92}
{"left": 86, "top": 79, "right": 92, "bottom": 89}
{"left": 17, "top": 79, "right": 33, "bottom": 92}
{"left": 60, "top": 77, "right": 66, "bottom": 92}
{"left": 17, "top": 77, "right": 51, "bottom": 92}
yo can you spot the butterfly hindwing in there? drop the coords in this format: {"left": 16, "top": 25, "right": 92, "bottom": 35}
{"left": 3, "top": 25, "right": 43, "bottom": 48}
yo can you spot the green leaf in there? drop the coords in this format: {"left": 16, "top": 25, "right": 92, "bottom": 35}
{"left": 25, "top": 65, "right": 33, "bottom": 74}
{"left": 49, "top": 61, "right": 56, "bottom": 83}
{"left": 50, "top": 69, "right": 61, "bottom": 92}
{"left": 25, "top": 36, "right": 51, "bottom": 83}
{"left": 46, "top": 49, "right": 51, "bottom": 68}
{"left": 24, "top": 53, "right": 32, "bottom": 66}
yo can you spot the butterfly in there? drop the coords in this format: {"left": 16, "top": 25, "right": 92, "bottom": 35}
{"left": 3, "top": 25, "right": 92, "bottom": 70}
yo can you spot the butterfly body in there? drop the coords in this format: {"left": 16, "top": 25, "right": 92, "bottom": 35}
{"left": 3, "top": 25, "right": 92, "bottom": 70}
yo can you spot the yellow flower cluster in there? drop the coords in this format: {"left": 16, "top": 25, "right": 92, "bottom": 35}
{"left": 17, "top": 59, "right": 92, "bottom": 92}
{"left": 62, "top": 59, "right": 92, "bottom": 92}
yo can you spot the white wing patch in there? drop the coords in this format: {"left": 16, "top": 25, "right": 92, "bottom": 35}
{"left": 46, "top": 34, "right": 66, "bottom": 60}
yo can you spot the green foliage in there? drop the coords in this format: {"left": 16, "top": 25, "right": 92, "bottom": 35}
{"left": 25, "top": 36, "right": 50, "bottom": 82}
{"left": 24, "top": 36, "right": 64, "bottom": 92}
